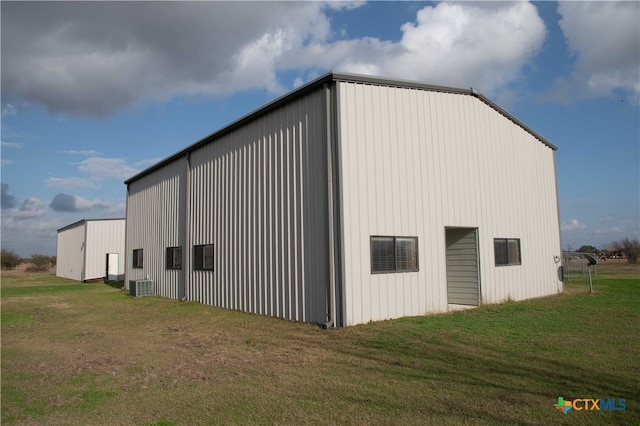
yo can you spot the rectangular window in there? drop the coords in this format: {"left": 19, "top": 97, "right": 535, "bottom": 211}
{"left": 494, "top": 238, "right": 521, "bottom": 266}
{"left": 166, "top": 246, "right": 182, "bottom": 270}
{"left": 132, "top": 249, "right": 143, "bottom": 269}
{"left": 194, "top": 244, "right": 214, "bottom": 271}
{"left": 371, "top": 236, "right": 419, "bottom": 274}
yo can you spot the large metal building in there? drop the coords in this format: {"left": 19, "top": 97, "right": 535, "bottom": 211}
{"left": 56, "top": 218, "right": 126, "bottom": 282}
{"left": 124, "top": 72, "right": 563, "bottom": 327}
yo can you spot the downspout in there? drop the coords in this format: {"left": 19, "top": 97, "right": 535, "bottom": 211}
{"left": 323, "top": 82, "right": 336, "bottom": 329}
{"left": 124, "top": 186, "right": 130, "bottom": 289}
{"left": 81, "top": 221, "right": 87, "bottom": 282}
{"left": 553, "top": 153, "right": 564, "bottom": 293}
{"left": 182, "top": 151, "right": 191, "bottom": 302}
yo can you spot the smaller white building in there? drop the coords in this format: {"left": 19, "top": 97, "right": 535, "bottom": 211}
{"left": 56, "top": 218, "right": 126, "bottom": 282}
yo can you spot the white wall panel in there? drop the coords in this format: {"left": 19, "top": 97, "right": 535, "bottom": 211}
{"left": 84, "top": 220, "right": 126, "bottom": 281}
{"left": 57, "top": 219, "right": 125, "bottom": 282}
{"left": 56, "top": 222, "right": 86, "bottom": 281}
{"left": 337, "top": 82, "right": 562, "bottom": 326}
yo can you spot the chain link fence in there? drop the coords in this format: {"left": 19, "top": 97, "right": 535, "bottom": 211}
{"left": 562, "top": 251, "right": 598, "bottom": 281}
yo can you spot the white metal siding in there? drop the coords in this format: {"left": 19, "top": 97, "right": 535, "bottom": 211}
{"left": 187, "top": 89, "right": 330, "bottom": 324}
{"left": 337, "top": 82, "right": 562, "bottom": 326}
{"left": 84, "top": 220, "right": 126, "bottom": 281}
{"left": 56, "top": 222, "right": 86, "bottom": 281}
{"left": 125, "top": 158, "right": 186, "bottom": 298}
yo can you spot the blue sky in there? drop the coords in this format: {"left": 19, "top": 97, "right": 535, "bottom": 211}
{"left": 1, "top": 1, "right": 638, "bottom": 257}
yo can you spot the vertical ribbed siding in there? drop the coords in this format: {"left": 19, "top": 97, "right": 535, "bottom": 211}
{"left": 446, "top": 228, "right": 480, "bottom": 306}
{"left": 337, "top": 82, "right": 561, "bottom": 326}
{"left": 125, "top": 159, "right": 186, "bottom": 298}
{"left": 56, "top": 222, "right": 86, "bottom": 281}
{"left": 187, "top": 89, "right": 329, "bottom": 324}
{"left": 84, "top": 220, "right": 126, "bottom": 281}
{"left": 57, "top": 219, "right": 125, "bottom": 282}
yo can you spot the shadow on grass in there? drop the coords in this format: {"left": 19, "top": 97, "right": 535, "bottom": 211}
{"left": 334, "top": 331, "right": 638, "bottom": 424}
{"left": 329, "top": 278, "right": 640, "bottom": 423}
{"left": 104, "top": 280, "right": 125, "bottom": 290}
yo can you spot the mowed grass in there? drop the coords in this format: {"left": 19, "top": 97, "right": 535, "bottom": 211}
{"left": 1, "top": 263, "right": 638, "bottom": 425}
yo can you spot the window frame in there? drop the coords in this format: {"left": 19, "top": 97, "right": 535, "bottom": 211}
{"left": 193, "top": 244, "right": 214, "bottom": 271}
{"left": 371, "top": 235, "right": 419, "bottom": 274}
{"left": 165, "top": 246, "right": 183, "bottom": 270}
{"left": 132, "top": 249, "right": 143, "bottom": 269}
{"left": 494, "top": 238, "right": 522, "bottom": 266}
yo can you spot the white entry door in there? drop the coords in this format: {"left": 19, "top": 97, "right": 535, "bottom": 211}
{"left": 106, "top": 253, "right": 119, "bottom": 281}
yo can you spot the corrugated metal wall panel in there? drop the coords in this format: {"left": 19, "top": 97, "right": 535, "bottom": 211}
{"left": 84, "top": 220, "right": 126, "bottom": 281}
{"left": 446, "top": 228, "right": 479, "bottom": 306}
{"left": 125, "top": 158, "right": 186, "bottom": 298}
{"left": 187, "top": 89, "right": 330, "bottom": 324}
{"left": 56, "top": 222, "right": 86, "bottom": 281}
{"left": 337, "top": 82, "right": 562, "bottom": 326}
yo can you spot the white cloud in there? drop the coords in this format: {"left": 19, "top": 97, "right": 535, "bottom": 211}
{"left": 2, "top": 159, "right": 13, "bottom": 166}
{"left": 562, "top": 219, "right": 587, "bottom": 232}
{"left": 47, "top": 156, "right": 140, "bottom": 191}
{"left": 46, "top": 177, "right": 100, "bottom": 189}
{"left": 76, "top": 157, "right": 138, "bottom": 180}
{"left": 1, "top": 141, "right": 22, "bottom": 148}
{"left": 133, "top": 157, "right": 163, "bottom": 168}
{"left": 1, "top": 103, "right": 17, "bottom": 116}
{"left": 0, "top": 216, "right": 63, "bottom": 257}
{"left": 1, "top": 1, "right": 547, "bottom": 117}
{"left": 551, "top": 2, "right": 640, "bottom": 101}
{"left": 104, "top": 202, "right": 126, "bottom": 218}
{"left": 594, "top": 226, "right": 623, "bottom": 235}
{"left": 12, "top": 197, "right": 47, "bottom": 219}
{"left": 60, "top": 149, "right": 99, "bottom": 156}
{"left": 377, "top": 2, "right": 546, "bottom": 94}
{"left": 593, "top": 215, "right": 640, "bottom": 241}
{"left": 0, "top": 194, "right": 49, "bottom": 256}
{"left": 1, "top": 184, "right": 126, "bottom": 256}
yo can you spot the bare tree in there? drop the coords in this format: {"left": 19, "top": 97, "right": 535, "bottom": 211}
{"left": 612, "top": 238, "right": 640, "bottom": 264}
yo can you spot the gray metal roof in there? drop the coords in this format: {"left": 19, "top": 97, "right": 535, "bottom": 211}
{"left": 125, "top": 72, "right": 556, "bottom": 185}
{"left": 56, "top": 217, "right": 125, "bottom": 233}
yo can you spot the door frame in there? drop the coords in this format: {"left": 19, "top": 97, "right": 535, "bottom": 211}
{"left": 445, "top": 227, "right": 481, "bottom": 306}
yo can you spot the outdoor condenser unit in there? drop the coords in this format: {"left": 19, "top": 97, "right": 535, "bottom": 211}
{"left": 129, "top": 279, "right": 154, "bottom": 297}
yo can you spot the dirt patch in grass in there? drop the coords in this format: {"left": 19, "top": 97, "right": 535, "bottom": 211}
{"left": 563, "top": 283, "right": 593, "bottom": 295}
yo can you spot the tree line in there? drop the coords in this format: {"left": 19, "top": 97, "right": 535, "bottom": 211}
{"left": 2, "top": 237, "right": 638, "bottom": 271}
{"left": 574, "top": 238, "right": 639, "bottom": 264}
{"left": 1, "top": 250, "right": 57, "bottom": 271}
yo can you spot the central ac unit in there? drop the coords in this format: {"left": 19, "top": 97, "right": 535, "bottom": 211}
{"left": 130, "top": 279, "right": 154, "bottom": 297}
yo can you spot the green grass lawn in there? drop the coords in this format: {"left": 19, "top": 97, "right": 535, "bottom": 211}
{"left": 1, "top": 265, "right": 638, "bottom": 425}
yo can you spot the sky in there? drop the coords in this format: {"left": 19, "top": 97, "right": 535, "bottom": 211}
{"left": 1, "top": 1, "right": 638, "bottom": 257}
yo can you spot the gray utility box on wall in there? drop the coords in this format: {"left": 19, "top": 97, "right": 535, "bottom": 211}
{"left": 130, "top": 279, "right": 154, "bottom": 297}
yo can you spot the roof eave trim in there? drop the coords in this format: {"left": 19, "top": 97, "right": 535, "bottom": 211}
{"left": 472, "top": 92, "right": 557, "bottom": 150}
